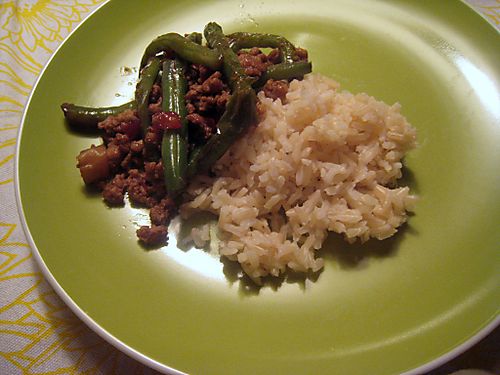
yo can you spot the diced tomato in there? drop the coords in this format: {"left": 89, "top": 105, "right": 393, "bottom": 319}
{"left": 152, "top": 111, "right": 182, "bottom": 133}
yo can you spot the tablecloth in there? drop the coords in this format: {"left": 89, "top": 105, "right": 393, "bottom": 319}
{"left": 0, "top": 1, "right": 498, "bottom": 374}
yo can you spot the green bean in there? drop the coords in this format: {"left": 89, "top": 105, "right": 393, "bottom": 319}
{"left": 135, "top": 57, "right": 161, "bottom": 133}
{"left": 228, "top": 32, "right": 296, "bottom": 63}
{"left": 186, "top": 86, "right": 257, "bottom": 177}
{"left": 188, "top": 145, "right": 202, "bottom": 163}
{"left": 186, "top": 23, "right": 257, "bottom": 177}
{"left": 161, "top": 59, "right": 188, "bottom": 195}
{"left": 186, "top": 32, "right": 202, "bottom": 45}
{"left": 60, "top": 100, "right": 136, "bottom": 130}
{"left": 255, "top": 61, "right": 312, "bottom": 87}
{"left": 204, "top": 22, "right": 253, "bottom": 92}
{"left": 140, "top": 33, "right": 221, "bottom": 70}
{"left": 227, "top": 31, "right": 312, "bottom": 87}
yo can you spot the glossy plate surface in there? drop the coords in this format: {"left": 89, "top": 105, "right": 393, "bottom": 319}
{"left": 17, "top": 1, "right": 500, "bottom": 374}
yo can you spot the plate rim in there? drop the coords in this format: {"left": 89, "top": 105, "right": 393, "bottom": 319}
{"left": 13, "top": 1, "right": 500, "bottom": 374}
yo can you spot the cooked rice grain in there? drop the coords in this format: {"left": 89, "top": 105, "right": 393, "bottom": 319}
{"left": 181, "top": 74, "right": 417, "bottom": 280}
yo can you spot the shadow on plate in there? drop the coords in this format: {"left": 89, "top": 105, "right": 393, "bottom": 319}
{"left": 399, "top": 165, "right": 419, "bottom": 194}
{"left": 221, "top": 256, "right": 322, "bottom": 296}
{"left": 319, "top": 220, "right": 417, "bottom": 270}
{"left": 80, "top": 184, "right": 102, "bottom": 199}
{"left": 63, "top": 115, "right": 104, "bottom": 138}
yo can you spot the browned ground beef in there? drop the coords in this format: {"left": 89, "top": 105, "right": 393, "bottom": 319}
{"left": 127, "top": 168, "right": 166, "bottom": 208}
{"left": 186, "top": 113, "right": 216, "bottom": 142}
{"left": 185, "top": 67, "right": 230, "bottom": 144}
{"left": 150, "top": 197, "right": 176, "bottom": 226}
{"left": 136, "top": 225, "right": 168, "bottom": 246}
{"left": 148, "top": 84, "right": 163, "bottom": 114}
{"left": 262, "top": 79, "right": 289, "bottom": 102}
{"left": 237, "top": 47, "right": 273, "bottom": 77}
{"left": 79, "top": 46, "right": 309, "bottom": 246}
{"left": 98, "top": 109, "right": 139, "bottom": 135}
{"left": 294, "top": 47, "right": 308, "bottom": 61}
{"left": 102, "top": 173, "right": 127, "bottom": 205}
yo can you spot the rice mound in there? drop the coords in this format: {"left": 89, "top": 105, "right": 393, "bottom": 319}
{"left": 181, "top": 73, "right": 417, "bottom": 280}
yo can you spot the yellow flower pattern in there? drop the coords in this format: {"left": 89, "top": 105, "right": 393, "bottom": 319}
{"left": 0, "top": 1, "right": 160, "bottom": 373}
{"left": 472, "top": 0, "right": 500, "bottom": 25}
{"left": 0, "top": 0, "right": 498, "bottom": 374}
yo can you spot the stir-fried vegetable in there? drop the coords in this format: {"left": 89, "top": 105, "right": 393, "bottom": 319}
{"left": 60, "top": 22, "right": 314, "bottom": 246}
{"left": 186, "top": 32, "right": 202, "bottom": 44}
{"left": 160, "top": 58, "right": 188, "bottom": 196}
{"left": 228, "top": 31, "right": 312, "bottom": 87}
{"left": 228, "top": 32, "right": 297, "bottom": 63}
{"left": 140, "top": 32, "right": 221, "bottom": 70}
{"left": 62, "top": 22, "right": 310, "bottom": 197}
{"left": 61, "top": 100, "right": 136, "bottom": 130}
{"left": 256, "top": 60, "right": 312, "bottom": 86}
{"left": 135, "top": 57, "right": 161, "bottom": 133}
{"left": 186, "top": 22, "right": 257, "bottom": 177}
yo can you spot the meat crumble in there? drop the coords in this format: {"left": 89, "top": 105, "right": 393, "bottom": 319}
{"left": 76, "top": 46, "right": 309, "bottom": 246}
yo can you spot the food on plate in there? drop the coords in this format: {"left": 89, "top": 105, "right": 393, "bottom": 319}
{"left": 62, "top": 22, "right": 310, "bottom": 244}
{"left": 61, "top": 22, "right": 416, "bottom": 281}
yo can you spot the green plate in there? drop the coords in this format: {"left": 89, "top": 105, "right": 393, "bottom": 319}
{"left": 16, "top": 1, "right": 500, "bottom": 374}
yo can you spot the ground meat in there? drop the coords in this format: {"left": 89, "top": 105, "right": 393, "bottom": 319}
{"left": 144, "top": 128, "right": 161, "bottom": 146}
{"left": 148, "top": 101, "right": 163, "bottom": 114}
{"left": 186, "top": 113, "right": 216, "bottom": 142}
{"left": 136, "top": 225, "right": 168, "bottom": 246}
{"left": 98, "top": 109, "right": 139, "bottom": 136}
{"left": 294, "top": 47, "right": 308, "bottom": 61}
{"left": 144, "top": 162, "right": 167, "bottom": 201}
{"left": 144, "top": 161, "right": 163, "bottom": 180}
{"left": 150, "top": 197, "right": 176, "bottom": 226}
{"left": 200, "top": 95, "right": 221, "bottom": 112}
{"left": 237, "top": 47, "right": 307, "bottom": 77}
{"left": 105, "top": 143, "right": 123, "bottom": 170}
{"left": 185, "top": 63, "right": 213, "bottom": 84}
{"left": 102, "top": 173, "right": 127, "bottom": 205}
{"left": 105, "top": 133, "right": 133, "bottom": 170}
{"left": 149, "top": 84, "right": 162, "bottom": 104}
{"left": 125, "top": 164, "right": 166, "bottom": 207}
{"left": 115, "top": 138, "right": 144, "bottom": 171}
{"left": 263, "top": 79, "right": 289, "bottom": 102}
{"left": 185, "top": 71, "right": 229, "bottom": 115}
{"left": 267, "top": 48, "right": 281, "bottom": 64}
{"left": 143, "top": 128, "right": 161, "bottom": 160}
{"left": 216, "top": 90, "right": 230, "bottom": 109}
{"left": 148, "top": 182, "right": 167, "bottom": 206}
{"left": 186, "top": 103, "right": 196, "bottom": 113}
{"left": 184, "top": 86, "right": 200, "bottom": 105}
{"left": 201, "top": 72, "right": 224, "bottom": 94}
{"left": 185, "top": 68, "right": 230, "bottom": 143}
{"left": 77, "top": 44, "right": 309, "bottom": 247}
{"left": 127, "top": 169, "right": 152, "bottom": 207}
{"left": 237, "top": 47, "right": 272, "bottom": 77}
{"left": 130, "top": 140, "right": 144, "bottom": 153}
{"left": 147, "top": 84, "right": 164, "bottom": 115}
{"left": 112, "top": 133, "right": 131, "bottom": 152}
{"left": 120, "top": 150, "right": 142, "bottom": 170}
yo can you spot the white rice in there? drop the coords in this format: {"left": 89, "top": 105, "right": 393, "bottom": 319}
{"left": 181, "top": 73, "right": 417, "bottom": 281}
